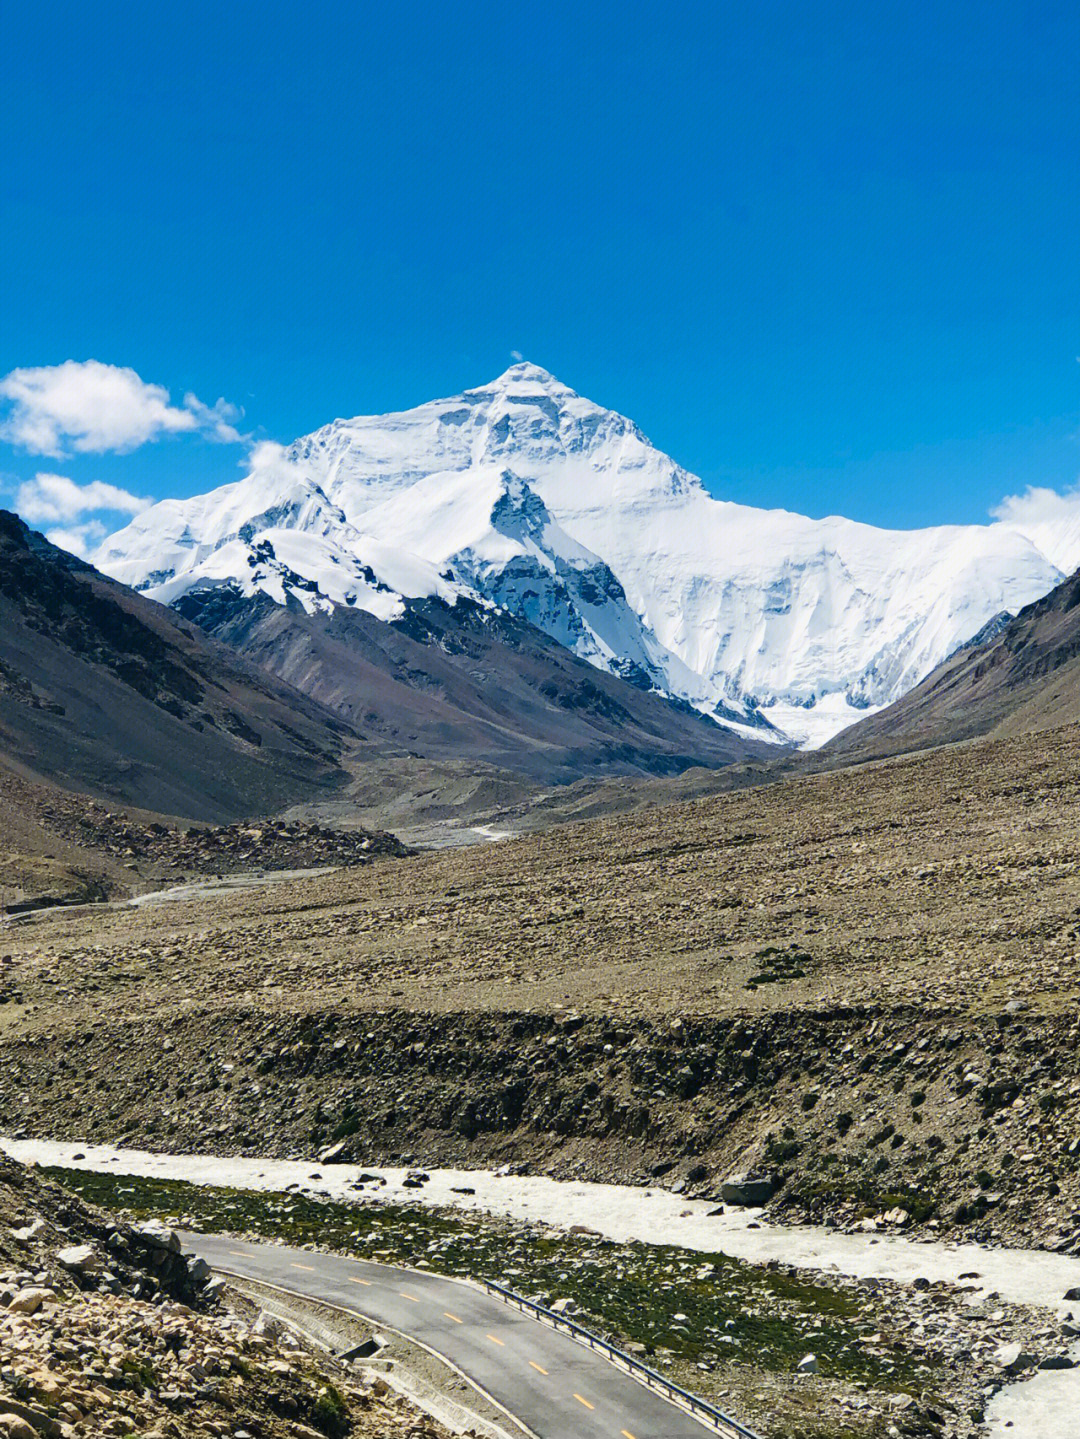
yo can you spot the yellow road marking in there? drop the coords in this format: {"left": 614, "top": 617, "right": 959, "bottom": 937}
{"left": 573, "top": 1393, "right": 595, "bottom": 1410}
{"left": 399, "top": 1291, "right": 420, "bottom": 1302}
{"left": 348, "top": 1276, "right": 372, "bottom": 1286}
{"left": 486, "top": 1333, "right": 505, "bottom": 1346}
{"left": 444, "top": 1311, "right": 463, "bottom": 1323}
{"left": 290, "top": 1263, "right": 315, "bottom": 1271}
{"left": 228, "top": 1250, "right": 247, "bottom": 1257}
{"left": 529, "top": 1360, "right": 548, "bottom": 1375}
{"left": 621, "top": 1431, "right": 638, "bottom": 1439}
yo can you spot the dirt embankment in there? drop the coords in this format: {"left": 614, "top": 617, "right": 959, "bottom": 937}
{"left": 3, "top": 1002, "right": 1078, "bottom": 1250}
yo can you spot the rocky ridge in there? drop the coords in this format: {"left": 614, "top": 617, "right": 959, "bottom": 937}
{"left": 6, "top": 1004, "right": 1080, "bottom": 1252}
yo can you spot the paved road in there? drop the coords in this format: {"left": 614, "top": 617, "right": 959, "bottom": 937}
{"left": 186, "top": 1231, "right": 730, "bottom": 1439}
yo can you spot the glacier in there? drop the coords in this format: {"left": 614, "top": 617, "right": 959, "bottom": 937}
{"left": 96, "top": 362, "right": 1075, "bottom": 748}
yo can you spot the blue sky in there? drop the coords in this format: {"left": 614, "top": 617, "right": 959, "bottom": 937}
{"left": 2, "top": 0, "right": 1077, "bottom": 544}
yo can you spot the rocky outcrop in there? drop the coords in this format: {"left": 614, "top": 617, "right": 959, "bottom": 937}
{"left": 0, "top": 1152, "right": 452, "bottom": 1438}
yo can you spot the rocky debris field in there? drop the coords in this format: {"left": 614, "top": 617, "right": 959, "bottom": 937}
{"left": 0, "top": 1153, "right": 452, "bottom": 1439}
{"left": 6, "top": 723, "right": 1080, "bottom": 1248}
{"left": 50, "top": 1164, "right": 1080, "bottom": 1439}
{"left": 53, "top": 811, "right": 411, "bottom": 885}
{"left": 0, "top": 765, "right": 410, "bottom": 913}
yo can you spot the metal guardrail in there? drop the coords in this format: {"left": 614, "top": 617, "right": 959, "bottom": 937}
{"left": 479, "top": 1277, "right": 763, "bottom": 1439}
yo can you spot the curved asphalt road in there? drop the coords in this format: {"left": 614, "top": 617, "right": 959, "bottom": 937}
{"left": 185, "top": 1231, "right": 726, "bottom": 1439}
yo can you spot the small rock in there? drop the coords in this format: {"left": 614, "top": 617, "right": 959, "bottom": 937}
{"left": 9, "top": 1219, "right": 45, "bottom": 1242}
{"left": 995, "top": 1342, "right": 1034, "bottom": 1373}
{"left": 134, "top": 1219, "right": 180, "bottom": 1252}
{"left": 1039, "top": 1353, "right": 1075, "bottom": 1370}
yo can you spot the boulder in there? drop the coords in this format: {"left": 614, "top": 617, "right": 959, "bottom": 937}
{"left": 1039, "top": 1353, "right": 1075, "bottom": 1370}
{"left": 9, "top": 1219, "right": 45, "bottom": 1243}
{"left": 56, "top": 1244, "right": 98, "bottom": 1273}
{"left": 720, "top": 1172, "right": 774, "bottom": 1207}
{"left": 0, "top": 1416, "right": 38, "bottom": 1439}
{"left": 134, "top": 1219, "right": 180, "bottom": 1253}
{"left": 317, "top": 1142, "right": 348, "bottom": 1164}
{"left": 994, "top": 1342, "right": 1034, "bottom": 1373}
{"left": 6, "top": 1287, "right": 56, "bottom": 1314}
{"left": 796, "top": 1353, "right": 818, "bottom": 1373}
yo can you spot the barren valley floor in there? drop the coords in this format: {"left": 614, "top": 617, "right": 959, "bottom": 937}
{"left": 4, "top": 723, "right": 1080, "bottom": 1253}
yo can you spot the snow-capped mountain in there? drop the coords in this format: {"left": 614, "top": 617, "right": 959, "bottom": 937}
{"left": 96, "top": 363, "right": 1075, "bottom": 747}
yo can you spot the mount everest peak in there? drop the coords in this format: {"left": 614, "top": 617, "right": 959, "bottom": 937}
{"left": 97, "top": 364, "right": 1074, "bottom": 747}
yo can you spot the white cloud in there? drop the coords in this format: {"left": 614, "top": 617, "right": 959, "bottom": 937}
{"left": 15, "top": 472, "right": 151, "bottom": 525}
{"left": 991, "top": 482, "right": 1080, "bottom": 574}
{"left": 246, "top": 439, "right": 289, "bottom": 470}
{"left": 0, "top": 360, "right": 245, "bottom": 457}
{"left": 43, "top": 520, "right": 108, "bottom": 559}
{"left": 991, "top": 484, "right": 1080, "bottom": 528}
{"left": 511, "top": 349, "right": 524, "bottom": 362}
{"left": 181, "top": 392, "right": 245, "bottom": 444}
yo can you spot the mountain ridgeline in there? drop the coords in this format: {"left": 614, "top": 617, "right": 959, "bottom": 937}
{"left": 0, "top": 509, "right": 359, "bottom": 820}
{"left": 824, "top": 561, "right": 1080, "bottom": 761}
{"left": 97, "top": 362, "right": 1078, "bottom": 748}
{"left": 0, "top": 509, "right": 774, "bottom": 828}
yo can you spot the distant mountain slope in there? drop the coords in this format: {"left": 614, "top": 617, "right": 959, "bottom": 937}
{"left": 823, "top": 566, "right": 1080, "bottom": 761}
{"left": 174, "top": 585, "right": 777, "bottom": 785}
{"left": 97, "top": 363, "right": 1071, "bottom": 746}
{"left": 0, "top": 511, "right": 356, "bottom": 819}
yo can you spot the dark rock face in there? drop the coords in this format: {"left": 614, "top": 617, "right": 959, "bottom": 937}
{"left": 0, "top": 511, "right": 356, "bottom": 819}
{"left": 174, "top": 586, "right": 780, "bottom": 786}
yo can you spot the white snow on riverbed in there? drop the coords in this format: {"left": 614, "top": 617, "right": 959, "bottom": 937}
{"left": 5, "top": 1137, "right": 1079, "bottom": 1434}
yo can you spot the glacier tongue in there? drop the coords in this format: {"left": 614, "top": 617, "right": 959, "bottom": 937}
{"left": 95, "top": 362, "right": 1074, "bottom": 748}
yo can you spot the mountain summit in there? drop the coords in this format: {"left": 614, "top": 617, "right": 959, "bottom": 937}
{"left": 98, "top": 367, "right": 1073, "bottom": 746}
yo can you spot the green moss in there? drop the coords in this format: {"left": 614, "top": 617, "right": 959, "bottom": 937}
{"left": 311, "top": 1381, "right": 350, "bottom": 1437}
{"left": 118, "top": 1355, "right": 158, "bottom": 1393}
{"left": 48, "top": 1164, "right": 936, "bottom": 1395}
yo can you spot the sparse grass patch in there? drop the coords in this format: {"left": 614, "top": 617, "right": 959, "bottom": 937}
{"left": 50, "top": 1165, "right": 937, "bottom": 1397}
